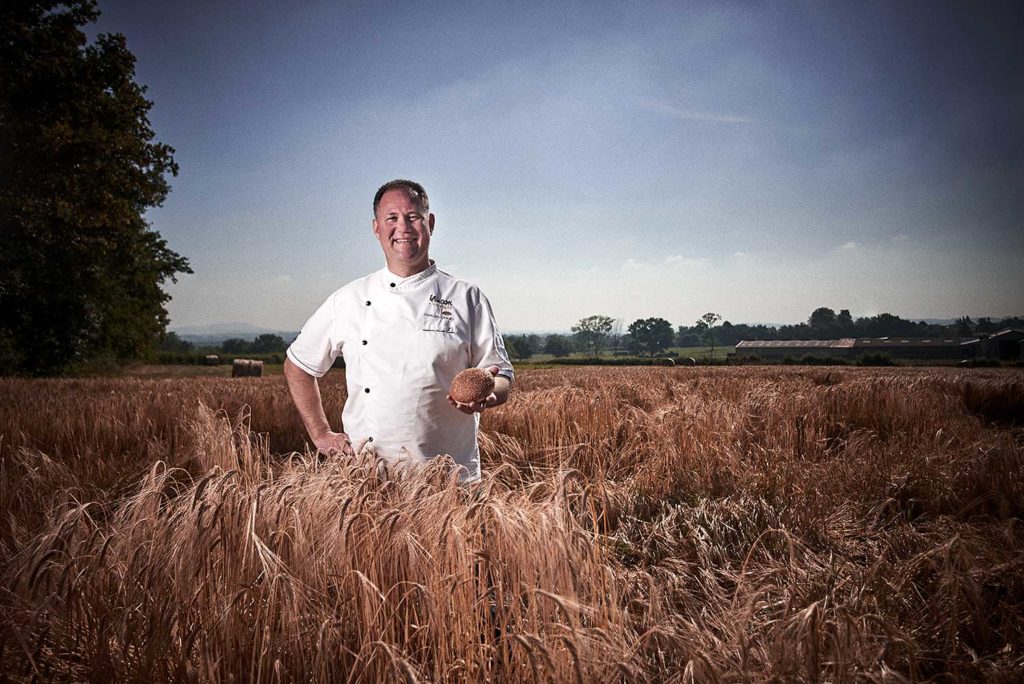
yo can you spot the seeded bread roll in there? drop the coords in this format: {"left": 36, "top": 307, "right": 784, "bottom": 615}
{"left": 449, "top": 368, "right": 495, "bottom": 404}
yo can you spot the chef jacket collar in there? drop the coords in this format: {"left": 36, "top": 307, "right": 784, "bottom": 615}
{"left": 380, "top": 260, "right": 438, "bottom": 293}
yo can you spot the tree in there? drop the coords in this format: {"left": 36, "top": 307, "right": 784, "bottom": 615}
{"left": 608, "top": 318, "right": 625, "bottom": 354}
{"left": 807, "top": 307, "right": 839, "bottom": 338}
{"left": 571, "top": 315, "right": 614, "bottom": 356}
{"left": 808, "top": 307, "right": 837, "bottom": 331}
{"left": 526, "top": 334, "right": 542, "bottom": 356}
{"left": 250, "top": 333, "right": 287, "bottom": 354}
{"left": 975, "top": 317, "right": 998, "bottom": 334}
{"left": 504, "top": 334, "right": 535, "bottom": 361}
{"left": 627, "top": 317, "right": 674, "bottom": 356}
{"left": 856, "top": 313, "right": 920, "bottom": 338}
{"left": 837, "top": 309, "right": 854, "bottom": 336}
{"left": 0, "top": 1, "right": 190, "bottom": 375}
{"left": 543, "top": 334, "right": 573, "bottom": 358}
{"left": 221, "top": 338, "right": 251, "bottom": 354}
{"left": 159, "top": 331, "right": 193, "bottom": 353}
{"left": 505, "top": 337, "right": 520, "bottom": 359}
{"left": 695, "top": 312, "right": 722, "bottom": 356}
{"left": 953, "top": 316, "right": 974, "bottom": 337}
{"left": 676, "top": 325, "right": 701, "bottom": 347}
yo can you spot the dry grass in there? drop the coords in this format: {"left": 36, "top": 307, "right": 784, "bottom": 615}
{"left": 1, "top": 366, "right": 1022, "bottom": 681}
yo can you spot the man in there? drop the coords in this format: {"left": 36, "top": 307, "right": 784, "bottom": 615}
{"left": 284, "top": 179, "right": 514, "bottom": 482}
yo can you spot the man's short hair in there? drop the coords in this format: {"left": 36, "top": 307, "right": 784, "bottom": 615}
{"left": 373, "top": 179, "right": 429, "bottom": 216}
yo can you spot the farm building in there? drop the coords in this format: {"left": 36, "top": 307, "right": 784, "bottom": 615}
{"left": 735, "top": 336, "right": 975, "bottom": 361}
{"left": 852, "top": 336, "right": 973, "bottom": 360}
{"left": 963, "top": 329, "right": 1024, "bottom": 361}
{"left": 735, "top": 339, "right": 856, "bottom": 360}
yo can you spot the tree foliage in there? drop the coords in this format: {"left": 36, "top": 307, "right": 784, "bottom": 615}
{"left": 808, "top": 307, "right": 837, "bottom": 335}
{"left": 0, "top": 0, "right": 190, "bottom": 375}
{"left": 543, "top": 334, "right": 573, "bottom": 358}
{"left": 607, "top": 318, "right": 625, "bottom": 354}
{"left": 571, "top": 315, "right": 614, "bottom": 356}
{"left": 694, "top": 312, "right": 722, "bottom": 354}
{"left": 159, "top": 331, "right": 193, "bottom": 353}
{"left": 504, "top": 334, "right": 536, "bottom": 361}
{"left": 676, "top": 310, "right": 1024, "bottom": 348}
{"left": 220, "top": 338, "right": 251, "bottom": 354}
{"left": 627, "top": 317, "right": 674, "bottom": 356}
{"left": 251, "top": 334, "right": 287, "bottom": 354}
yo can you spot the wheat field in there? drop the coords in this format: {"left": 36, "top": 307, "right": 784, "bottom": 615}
{"left": 1, "top": 367, "right": 1022, "bottom": 682}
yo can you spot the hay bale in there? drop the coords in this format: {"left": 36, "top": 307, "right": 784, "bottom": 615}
{"left": 681, "top": 357, "right": 697, "bottom": 367}
{"left": 204, "top": 354, "right": 219, "bottom": 366}
{"left": 232, "top": 359, "right": 263, "bottom": 377}
{"left": 657, "top": 357, "right": 676, "bottom": 366}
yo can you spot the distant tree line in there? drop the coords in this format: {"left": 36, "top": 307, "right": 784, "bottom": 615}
{"left": 696, "top": 309, "right": 1024, "bottom": 347}
{"left": 162, "top": 309, "right": 1022, "bottom": 363}
{"left": 160, "top": 332, "right": 288, "bottom": 355}
{"left": 501, "top": 309, "right": 1023, "bottom": 361}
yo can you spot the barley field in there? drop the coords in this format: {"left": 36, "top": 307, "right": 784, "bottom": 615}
{"left": 1, "top": 367, "right": 1022, "bottom": 682}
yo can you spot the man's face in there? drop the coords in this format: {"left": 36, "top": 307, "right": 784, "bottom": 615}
{"left": 372, "top": 188, "right": 434, "bottom": 276}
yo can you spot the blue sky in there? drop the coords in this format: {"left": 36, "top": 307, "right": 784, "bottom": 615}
{"left": 90, "top": 0, "right": 1023, "bottom": 331}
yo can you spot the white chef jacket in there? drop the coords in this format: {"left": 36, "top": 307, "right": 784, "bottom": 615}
{"left": 286, "top": 262, "right": 514, "bottom": 482}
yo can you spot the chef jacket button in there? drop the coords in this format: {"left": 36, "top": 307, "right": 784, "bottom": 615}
{"left": 365, "top": 300, "right": 371, "bottom": 306}
{"left": 362, "top": 340, "right": 367, "bottom": 345}
{"left": 364, "top": 387, "right": 370, "bottom": 393}
{"left": 367, "top": 436, "right": 373, "bottom": 442}
{"left": 390, "top": 282, "right": 396, "bottom": 288}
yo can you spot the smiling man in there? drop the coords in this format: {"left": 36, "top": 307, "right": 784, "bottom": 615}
{"left": 284, "top": 179, "right": 514, "bottom": 482}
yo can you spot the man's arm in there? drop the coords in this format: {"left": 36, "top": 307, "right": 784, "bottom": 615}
{"left": 283, "top": 357, "right": 355, "bottom": 455}
{"left": 491, "top": 373, "right": 512, "bottom": 407}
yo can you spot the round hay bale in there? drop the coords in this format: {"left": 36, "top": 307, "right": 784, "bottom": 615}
{"left": 657, "top": 357, "right": 676, "bottom": 366}
{"left": 205, "top": 354, "right": 219, "bottom": 366}
{"left": 232, "top": 359, "right": 251, "bottom": 377}
{"left": 250, "top": 360, "right": 264, "bottom": 377}
{"left": 681, "top": 357, "right": 697, "bottom": 367}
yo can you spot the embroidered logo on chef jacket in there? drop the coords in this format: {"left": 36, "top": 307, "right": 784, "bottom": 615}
{"left": 426, "top": 293, "right": 456, "bottom": 324}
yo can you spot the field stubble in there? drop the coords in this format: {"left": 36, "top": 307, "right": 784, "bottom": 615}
{"left": 1, "top": 366, "right": 1022, "bottom": 681}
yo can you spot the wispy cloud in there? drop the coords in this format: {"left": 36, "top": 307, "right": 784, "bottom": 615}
{"left": 838, "top": 241, "right": 858, "bottom": 252}
{"left": 641, "top": 100, "right": 756, "bottom": 124}
{"left": 664, "top": 254, "right": 711, "bottom": 267}
{"left": 622, "top": 258, "right": 646, "bottom": 270}
{"left": 624, "top": 255, "right": 711, "bottom": 270}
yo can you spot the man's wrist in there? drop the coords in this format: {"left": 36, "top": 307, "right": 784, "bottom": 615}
{"left": 309, "top": 426, "right": 334, "bottom": 442}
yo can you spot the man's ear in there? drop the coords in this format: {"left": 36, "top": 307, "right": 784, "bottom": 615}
{"left": 372, "top": 217, "right": 380, "bottom": 239}
{"left": 428, "top": 213, "right": 435, "bottom": 235}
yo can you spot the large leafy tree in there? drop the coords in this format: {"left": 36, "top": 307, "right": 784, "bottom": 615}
{"left": 571, "top": 314, "right": 614, "bottom": 356}
{"left": 627, "top": 317, "right": 674, "bottom": 356}
{"left": 808, "top": 307, "right": 837, "bottom": 336}
{"left": 0, "top": 0, "right": 190, "bottom": 375}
